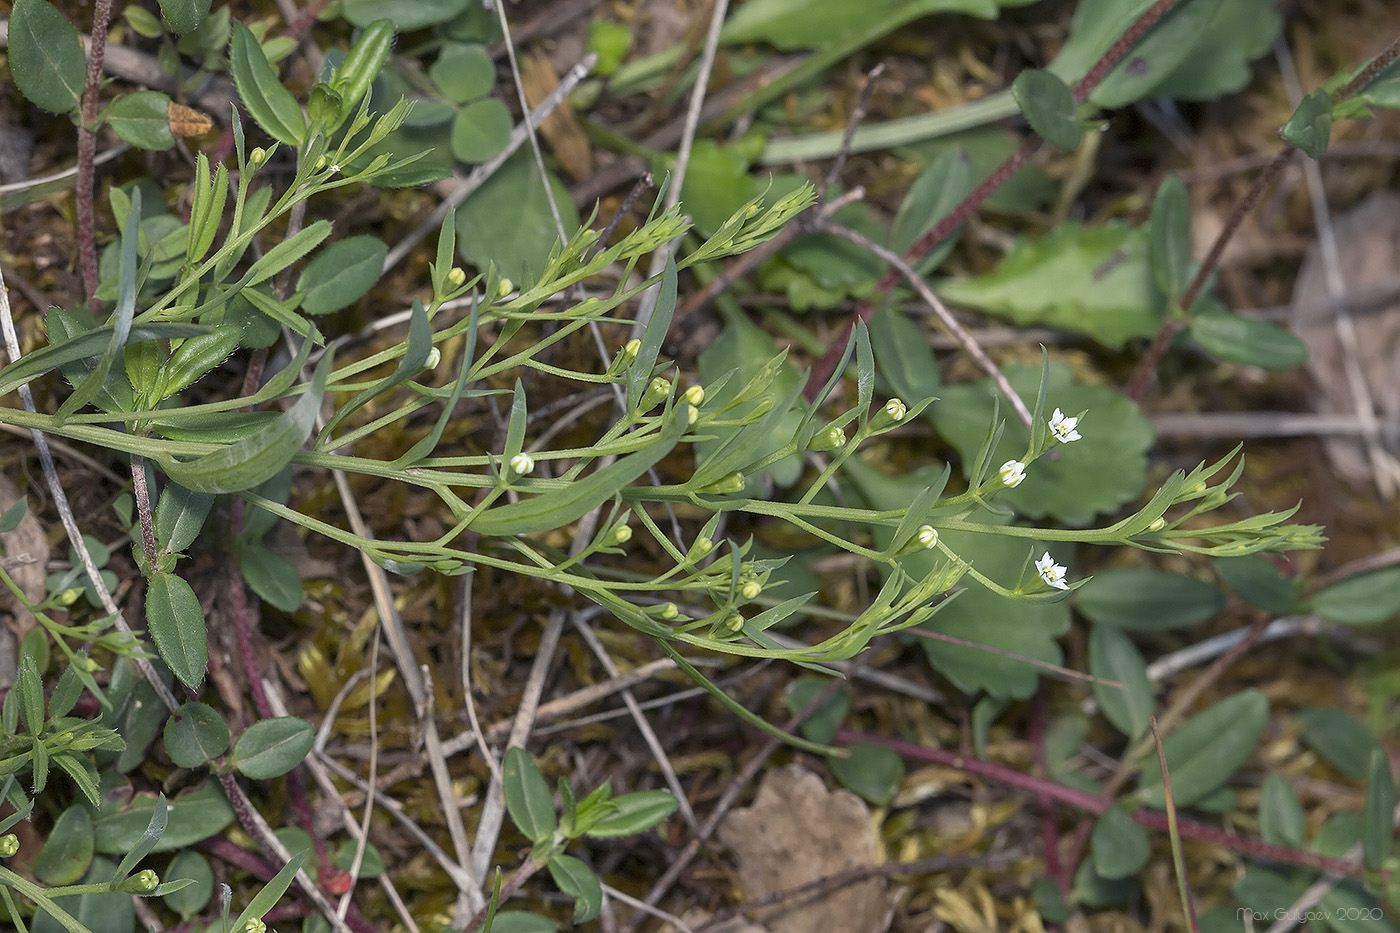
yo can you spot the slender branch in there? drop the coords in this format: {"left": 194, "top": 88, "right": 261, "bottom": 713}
{"left": 76, "top": 0, "right": 114, "bottom": 305}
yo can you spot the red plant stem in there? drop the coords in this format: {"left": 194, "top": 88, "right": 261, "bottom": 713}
{"left": 806, "top": 0, "right": 1187, "bottom": 399}
{"left": 1030, "top": 689, "right": 1064, "bottom": 892}
{"left": 76, "top": 0, "right": 114, "bottom": 305}
{"left": 837, "top": 729, "right": 1375, "bottom": 879}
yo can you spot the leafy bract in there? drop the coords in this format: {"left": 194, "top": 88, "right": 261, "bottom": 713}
{"left": 938, "top": 222, "right": 1164, "bottom": 348}
{"left": 931, "top": 363, "right": 1154, "bottom": 524}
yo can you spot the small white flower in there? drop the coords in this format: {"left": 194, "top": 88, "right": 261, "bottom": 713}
{"left": 998, "top": 460, "right": 1027, "bottom": 488}
{"left": 1035, "top": 551, "right": 1069, "bottom": 591}
{"left": 916, "top": 525, "right": 939, "bottom": 549}
{"left": 509, "top": 452, "right": 535, "bottom": 476}
{"left": 1048, "top": 408, "right": 1082, "bottom": 444}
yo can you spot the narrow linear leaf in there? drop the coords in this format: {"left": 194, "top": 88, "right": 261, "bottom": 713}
{"left": 626, "top": 254, "right": 678, "bottom": 411}
{"left": 245, "top": 220, "right": 332, "bottom": 288}
{"left": 1363, "top": 749, "right": 1395, "bottom": 870}
{"left": 319, "top": 301, "right": 430, "bottom": 441}
{"left": 1148, "top": 174, "right": 1191, "bottom": 298}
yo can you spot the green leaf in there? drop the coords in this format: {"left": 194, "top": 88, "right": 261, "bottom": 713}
{"left": 784, "top": 677, "right": 850, "bottom": 745}
{"left": 931, "top": 363, "right": 1155, "bottom": 524}
{"left": 1214, "top": 555, "right": 1297, "bottom": 614}
{"left": 451, "top": 98, "right": 513, "bottom": 163}
{"left": 16, "top": 653, "right": 43, "bottom": 735}
{"left": 112, "top": 792, "right": 168, "bottom": 884}
{"left": 232, "top": 716, "right": 315, "bottom": 779}
{"left": 1075, "top": 569, "right": 1225, "bottom": 631}
{"left": 870, "top": 305, "right": 940, "bottom": 405}
{"left": 95, "top": 782, "right": 234, "bottom": 854}
{"left": 1140, "top": 0, "right": 1282, "bottom": 103}
{"left": 1281, "top": 88, "right": 1333, "bottom": 159}
{"left": 230, "top": 850, "right": 307, "bottom": 933}
{"left": 719, "top": 0, "right": 998, "bottom": 52}
{"left": 1311, "top": 566, "right": 1400, "bottom": 627}
{"left": 161, "top": 325, "right": 241, "bottom": 399}
{"left": 145, "top": 572, "right": 209, "bottom": 688}
{"left": 502, "top": 747, "right": 557, "bottom": 843}
{"left": 326, "top": 19, "right": 394, "bottom": 132}
{"left": 0, "top": 495, "right": 27, "bottom": 533}
{"left": 1363, "top": 749, "right": 1395, "bottom": 870}
{"left": 158, "top": 348, "right": 333, "bottom": 493}
{"left": 332, "top": 838, "right": 385, "bottom": 878}
{"left": 237, "top": 543, "right": 303, "bottom": 613}
{"left": 157, "top": 0, "right": 211, "bottom": 34}
{"left": 245, "top": 219, "right": 333, "bottom": 289}
{"left": 1012, "top": 69, "right": 1083, "bottom": 151}
{"left": 1090, "top": 807, "right": 1150, "bottom": 880}
{"left": 342, "top": 0, "right": 467, "bottom": 29}
{"left": 0, "top": 321, "right": 206, "bottom": 398}
{"left": 1258, "top": 773, "right": 1304, "bottom": 848}
{"left": 470, "top": 403, "right": 687, "bottom": 536}
{"left": 163, "top": 701, "right": 230, "bottom": 768}
{"left": 626, "top": 254, "right": 677, "bottom": 411}
{"left": 30, "top": 857, "right": 133, "bottom": 933}
{"left": 431, "top": 42, "right": 496, "bottom": 102}
{"left": 162, "top": 850, "right": 214, "bottom": 918}
{"left": 484, "top": 912, "right": 558, "bottom": 933}
{"left": 888, "top": 150, "right": 974, "bottom": 275}
{"left": 108, "top": 91, "right": 177, "bottom": 150}
{"left": 297, "top": 235, "right": 388, "bottom": 315}
{"left": 1190, "top": 311, "right": 1307, "bottom": 370}
{"left": 8, "top": 0, "right": 87, "bottom": 114}
{"left": 939, "top": 222, "right": 1165, "bottom": 349}
{"left": 33, "top": 805, "right": 95, "bottom": 885}
{"left": 1136, "top": 690, "right": 1268, "bottom": 807}
{"left": 229, "top": 23, "right": 306, "bottom": 146}
{"left": 585, "top": 791, "right": 679, "bottom": 838}
{"left": 1148, "top": 175, "right": 1191, "bottom": 299}
{"left": 1298, "top": 707, "right": 1375, "bottom": 780}
{"left": 456, "top": 156, "right": 579, "bottom": 285}
{"left": 830, "top": 742, "right": 905, "bottom": 806}
{"left": 546, "top": 853, "right": 602, "bottom": 923}
{"left": 1089, "top": 627, "right": 1153, "bottom": 738}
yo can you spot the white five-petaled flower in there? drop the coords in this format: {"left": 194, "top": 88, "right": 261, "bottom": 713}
{"left": 998, "top": 460, "right": 1027, "bottom": 488}
{"left": 1048, "top": 408, "right": 1082, "bottom": 443}
{"left": 1035, "top": 551, "right": 1069, "bottom": 591}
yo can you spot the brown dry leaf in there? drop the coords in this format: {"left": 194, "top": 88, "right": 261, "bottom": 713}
{"left": 1291, "top": 190, "right": 1400, "bottom": 488}
{"left": 520, "top": 49, "right": 592, "bottom": 182}
{"left": 169, "top": 102, "right": 214, "bottom": 138}
{"left": 0, "top": 474, "right": 48, "bottom": 691}
{"left": 716, "top": 764, "right": 892, "bottom": 933}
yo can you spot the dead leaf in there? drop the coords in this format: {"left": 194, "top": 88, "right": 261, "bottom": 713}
{"left": 1291, "top": 191, "right": 1400, "bottom": 488}
{"left": 520, "top": 49, "right": 593, "bottom": 182}
{"left": 716, "top": 764, "right": 891, "bottom": 933}
{"left": 169, "top": 102, "right": 214, "bottom": 138}
{"left": 0, "top": 473, "right": 49, "bottom": 628}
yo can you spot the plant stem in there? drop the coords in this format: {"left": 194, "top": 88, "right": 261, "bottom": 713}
{"left": 76, "top": 0, "right": 114, "bottom": 306}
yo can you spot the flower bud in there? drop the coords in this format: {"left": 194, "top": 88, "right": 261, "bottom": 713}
{"left": 699, "top": 472, "right": 744, "bottom": 495}
{"left": 245, "top": 921, "right": 268, "bottom": 933}
{"left": 808, "top": 426, "right": 846, "bottom": 452}
{"left": 424, "top": 347, "right": 441, "bottom": 369}
{"left": 916, "top": 525, "right": 939, "bottom": 550}
{"left": 739, "top": 580, "right": 762, "bottom": 600}
{"left": 446, "top": 267, "right": 467, "bottom": 288}
{"left": 996, "top": 460, "right": 1026, "bottom": 489}
{"left": 315, "top": 155, "right": 328, "bottom": 170}
{"left": 688, "top": 536, "right": 714, "bottom": 561}
{"left": 871, "top": 398, "right": 907, "bottom": 431}
{"left": 509, "top": 452, "right": 535, "bottom": 476}
{"left": 1147, "top": 517, "right": 1166, "bottom": 532}
{"left": 724, "top": 613, "right": 744, "bottom": 632}
{"left": 640, "top": 376, "right": 671, "bottom": 412}
{"left": 0, "top": 833, "right": 18, "bottom": 858}
{"left": 248, "top": 147, "right": 267, "bottom": 167}
{"left": 496, "top": 279, "right": 513, "bottom": 299}
{"left": 121, "top": 869, "right": 160, "bottom": 893}
{"left": 658, "top": 602, "right": 679, "bottom": 620}
{"left": 683, "top": 385, "right": 705, "bottom": 407}
{"left": 610, "top": 523, "right": 632, "bottom": 545}
{"left": 59, "top": 587, "right": 82, "bottom": 607}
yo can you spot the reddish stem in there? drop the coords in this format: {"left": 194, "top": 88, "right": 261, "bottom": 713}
{"left": 76, "top": 0, "right": 114, "bottom": 305}
{"left": 838, "top": 729, "right": 1374, "bottom": 879}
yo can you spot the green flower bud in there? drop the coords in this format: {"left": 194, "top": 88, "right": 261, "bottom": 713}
{"left": 509, "top": 453, "right": 535, "bottom": 477}
{"left": 611, "top": 523, "right": 632, "bottom": 545}
{"left": 871, "top": 397, "right": 907, "bottom": 431}
{"left": 0, "top": 833, "right": 18, "bottom": 858}
{"left": 658, "top": 602, "right": 679, "bottom": 620}
{"left": 683, "top": 385, "right": 705, "bottom": 407}
{"left": 808, "top": 426, "right": 846, "bottom": 452}
{"left": 245, "top": 920, "right": 268, "bottom": 933}
{"left": 496, "top": 278, "right": 513, "bottom": 299}
{"left": 424, "top": 347, "right": 441, "bottom": 369}
{"left": 446, "top": 267, "right": 467, "bottom": 287}
{"left": 639, "top": 376, "right": 671, "bottom": 412}
{"left": 122, "top": 869, "right": 160, "bottom": 893}
{"left": 315, "top": 155, "right": 328, "bottom": 170}
{"left": 248, "top": 147, "right": 267, "bottom": 167}
{"left": 1147, "top": 517, "right": 1167, "bottom": 532}
{"left": 59, "top": 587, "right": 82, "bottom": 607}
{"left": 739, "top": 580, "right": 761, "bottom": 600}
{"left": 688, "top": 536, "right": 714, "bottom": 561}
{"left": 724, "top": 613, "right": 744, "bottom": 632}
{"left": 699, "top": 472, "right": 744, "bottom": 495}
{"left": 916, "top": 525, "right": 939, "bottom": 549}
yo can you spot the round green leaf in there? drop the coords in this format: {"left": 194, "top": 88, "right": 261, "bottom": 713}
{"left": 431, "top": 42, "right": 496, "bottom": 102}
{"left": 1311, "top": 566, "right": 1400, "bottom": 627}
{"left": 9, "top": 0, "right": 87, "bottom": 114}
{"left": 585, "top": 791, "right": 678, "bottom": 839}
{"left": 33, "top": 805, "right": 95, "bottom": 884}
{"left": 163, "top": 701, "right": 230, "bottom": 768}
{"left": 96, "top": 782, "right": 234, "bottom": 854}
{"left": 1282, "top": 88, "right": 1333, "bottom": 159}
{"left": 145, "top": 572, "right": 209, "bottom": 688}
{"left": 1089, "top": 627, "right": 1153, "bottom": 738}
{"left": 451, "top": 98, "right": 513, "bottom": 163}
{"left": 830, "top": 742, "right": 904, "bottom": 807}
{"left": 456, "top": 156, "right": 579, "bottom": 285}
{"left": 163, "top": 850, "right": 214, "bottom": 918}
{"left": 1090, "top": 807, "right": 1150, "bottom": 880}
{"left": 232, "top": 716, "right": 315, "bottom": 779}
{"left": 1074, "top": 569, "right": 1224, "bottom": 631}
{"left": 547, "top": 852, "right": 602, "bottom": 923}
{"left": 930, "top": 362, "right": 1155, "bottom": 524}
{"left": 1012, "top": 69, "right": 1083, "bottom": 151}
{"left": 108, "top": 91, "right": 177, "bottom": 151}
{"left": 296, "top": 236, "right": 388, "bottom": 316}
{"left": 1137, "top": 690, "right": 1268, "bottom": 808}
{"left": 1191, "top": 312, "right": 1307, "bottom": 370}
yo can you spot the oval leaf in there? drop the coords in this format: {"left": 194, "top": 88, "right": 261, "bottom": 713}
{"left": 1090, "top": 807, "right": 1151, "bottom": 880}
{"left": 232, "top": 716, "right": 315, "bottom": 779}
{"left": 1013, "top": 69, "right": 1083, "bottom": 151}
{"left": 1311, "top": 566, "right": 1400, "bottom": 627}
{"left": 1363, "top": 749, "right": 1396, "bottom": 870}
{"left": 33, "top": 805, "right": 95, "bottom": 885}
{"left": 1137, "top": 690, "right": 1268, "bottom": 807}
{"left": 9, "top": 0, "right": 86, "bottom": 114}
{"left": 237, "top": 544, "right": 303, "bottom": 613}
{"left": 164, "top": 701, "right": 230, "bottom": 768}
{"left": 1075, "top": 569, "right": 1224, "bottom": 631}
{"left": 830, "top": 742, "right": 904, "bottom": 806}
{"left": 1191, "top": 312, "right": 1307, "bottom": 370}
{"left": 296, "top": 235, "right": 388, "bottom": 316}
{"left": 1148, "top": 174, "right": 1191, "bottom": 298}
{"left": 585, "top": 791, "right": 678, "bottom": 839}
{"left": 95, "top": 782, "right": 234, "bottom": 854}
{"left": 431, "top": 42, "right": 496, "bottom": 102}
{"left": 230, "top": 23, "right": 306, "bottom": 146}
{"left": 1258, "top": 773, "right": 1305, "bottom": 848}
{"left": 451, "top": 98, "right": 513, "bottom": 163}
{"left": 1298, "top": 707, "right": 1375, "bottom": 780}
{"left": 502, "top": 746, "right": 556, "bottom": 843}
{"left": 1214, "top": 555, "right": 1297, "bottom": 614}
{"left": 108, "top": 91, "right": 177, "bottom": 150}
{"left": 162, "top": 850, "right": 214, "bottom": 918}
{"left": 1089, "top": 626, "right": 1153, "bottom": 738}
{"left": 546, "top": 853, "right": 602, "bottom": 924}
{"left": 157, "top": 0, "right": 211, "bottom": 34}
{"left": 145, "top": 573, "right": 209, "bottom": 688}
